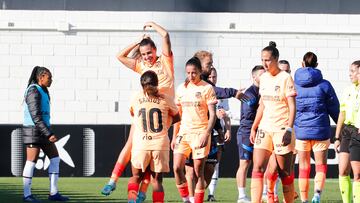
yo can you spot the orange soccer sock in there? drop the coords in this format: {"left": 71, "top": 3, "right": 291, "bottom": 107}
{"left": 194, "top": 189, "right": 205, "bottom": 203}
{"left": 314, "top": 164, "right": 327, "bottom": 194}
{"left": 251, "top": 171, "right": 264, "bottom": 203}
{"left": 111, "top": 162, "right": 126, "bottom": 182}
{"left": 176, "top": 183, "right": 190, "bottom": 201}
{"left": 128, "top": 182, "right": 139, "bottom": 202}
{"left": 152, "top": 191, "right": 164, "bottom": 203}
{"left": 267, "top": 172, "right": 278, "bottom": 203}
{"left": 281, "top": 173, "right": 295, "bottom": 203}
{"left": 298, "top": 167, "right": 311, "bottom": 201}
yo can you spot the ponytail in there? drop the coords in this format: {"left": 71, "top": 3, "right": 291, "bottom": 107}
{"left": 26, "top": 66, "right": 51, "bottom": 100}
{"left": 140, "top": 71, "right": 159, "bottom": 97}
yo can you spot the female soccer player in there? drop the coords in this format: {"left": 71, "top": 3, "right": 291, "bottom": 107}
{"left": 294, "top": 52, "right": 339, "bottom": 203}
{"left": 22, "top": 66, "right": 69, "bottom": 202}
{"left": 172, "top": 57, "right": 217, "bottom": 203}
{"left": 334, "top": 60, "right": 360, "bottom": 203}
{"left": 183, "top": 51, "right": 244, "bottom": 202}
{"left": 102, "top": 21, "right": 174, "bottom": 201}
{"left": 249, "top": 42, "right": 297, "bottom": 203}
{"left": 127, "top": 70, "right": 180, "bottom": 203}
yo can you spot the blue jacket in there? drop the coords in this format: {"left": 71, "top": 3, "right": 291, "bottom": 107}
{"left": 237, "top": 85, "right": 260, "bottom": 136}
{"left": 294, "top": 67, "right": 339, "bottom": 140}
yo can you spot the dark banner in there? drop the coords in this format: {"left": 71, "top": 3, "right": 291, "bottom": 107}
{"left": 0, "top": 125, "right": 339, "bottom": 178}
{"left": 2, "top": 0, "right": 360, "bottom": 14}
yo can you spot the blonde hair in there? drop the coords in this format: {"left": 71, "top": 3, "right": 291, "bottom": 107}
{"left": 194, "top": 50, "right": 213, "bottom": 62}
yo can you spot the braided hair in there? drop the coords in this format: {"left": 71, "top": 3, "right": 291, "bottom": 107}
{"left": 27, "top": 66, "right": 51, "bottom": 99}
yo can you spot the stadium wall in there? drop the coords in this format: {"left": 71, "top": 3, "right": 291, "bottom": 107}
{"left": 0, "top": 10, "right": 360, "bottom": 124}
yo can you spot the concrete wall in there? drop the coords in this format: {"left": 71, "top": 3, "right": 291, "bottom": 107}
{"left": 1, "top": 10, "right": 360, "bottom": 124}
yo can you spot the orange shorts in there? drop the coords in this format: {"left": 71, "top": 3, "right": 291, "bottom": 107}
{"left": 173, "top": 131, "right": 211, "bottom": 159}
{"left": 254, "top": 128, "right": 295, "bottom": 155}
{"left": 295, "top": 139, "right": 330, "bottom": 152}
{"left": 131, "top": 150, "right": 169, "bottom": 173}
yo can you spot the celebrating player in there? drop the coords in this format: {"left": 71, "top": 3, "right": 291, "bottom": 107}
{"left": 172, "top": 57, "right": 217, "bottom": 203}
{"left": 294, "top": 52, "right": 339, "bottom": 203}
{"left": 22, "top": 66, "right": 69, "bottom": 202}
{"left": 127, "top": 70, "right": 180, "bottom": 203}
{"left": 250, "top": 41, "right": 297, "bottom": 203}
{"left": 102, "top": 21, "right": 174, "bottom": 202}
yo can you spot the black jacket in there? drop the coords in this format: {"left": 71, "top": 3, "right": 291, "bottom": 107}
{"left": 22, "top": 86, "right": 53, "bottom": 144}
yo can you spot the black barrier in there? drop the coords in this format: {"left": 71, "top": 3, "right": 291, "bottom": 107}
{"left": 0, "top": 124, "right": 339, "bottom": 178}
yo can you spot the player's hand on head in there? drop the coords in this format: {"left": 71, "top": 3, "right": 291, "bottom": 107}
{"left": 143, "top": 22, "right": 154, "bottom": 30}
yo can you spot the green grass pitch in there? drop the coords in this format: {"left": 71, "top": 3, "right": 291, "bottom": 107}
{"left": 0, "top": 177, "right": 343, "bottom": 202}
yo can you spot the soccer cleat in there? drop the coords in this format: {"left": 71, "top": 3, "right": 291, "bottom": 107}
{"left": 207, "top": 195, "right": 216, "bottom": 202}
{"left": 101, "top": 182, "right": 116, "bottom": 196}
{"left": 237, "top": 196, "right": 251, "bottom": 203}
{"left": 311, "top": 194, "right": 320, "bottom": 203}
{"left": 48, "top": 193, "right": 69, "bottom": 201}
{"left": 136, "top": 191, "right": 146, "bottom": 203}
{"left": 23, "top": 195, "right": 41, "bottom": 203}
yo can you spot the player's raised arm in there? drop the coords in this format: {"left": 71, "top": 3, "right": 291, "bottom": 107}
{"left": 144, "top": 21, "right": 171, "bottom": 57}
{"left": 116, "top": 43, "right": 139, "bottom": 69}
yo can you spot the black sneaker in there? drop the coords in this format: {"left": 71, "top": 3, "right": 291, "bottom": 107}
{"left": 207, "top": 195, "right": 216, "bottom": 202}
{"left": 48, "top": 193, "right": 69, "bottom": 201}
{"left": 23, "top": 195, "right": 41, "bottom": 203}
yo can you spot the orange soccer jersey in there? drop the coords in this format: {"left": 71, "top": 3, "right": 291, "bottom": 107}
{"left": 133, "top": 53, "right": 174, "bottom": 98}
{"left": 258, "top": 71, "right": 297, "bottom": 132}
{"left": 130, "top": 91, "right": 178, "bottom": 151}
{"left": 175, "top": 80, "right": 217, "bottom": 134}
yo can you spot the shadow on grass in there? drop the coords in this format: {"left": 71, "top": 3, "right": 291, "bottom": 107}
{"left": 0, "top": 182, "right": 128, "bottom": 203}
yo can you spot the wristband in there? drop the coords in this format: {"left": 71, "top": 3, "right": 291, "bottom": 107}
{"left": 286, "top": 127, "right": 293, "bottom": 133}
{"left": 334, "top": 137, "right": 340, "bottom": 141}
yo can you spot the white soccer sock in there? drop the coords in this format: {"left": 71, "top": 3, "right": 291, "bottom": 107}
{"left": 209, "top": 163, "right": 219, "bottom": 195}
{"left": 23, "top": 161, "right": 36, "bottom": 198}
{"left": 48, "top": 157, "right": 60, "bottom": 195}
{"left": 262, "top": 184, "right": 267, "bottom": 195}
{"left": 182, "top": 196, "right": 190, "bottom": 202}
{"left": 189, "top": 196, "right": 195, "bottom": 203}
{"left": 238, "top": 187, "right": 246, "bottom": 199}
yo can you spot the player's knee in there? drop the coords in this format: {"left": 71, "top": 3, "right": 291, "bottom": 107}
{"left": 279, "top": 171, "right": 294, "bottom": 185}
{"left": 152, "top": 173, "right": 163, "bottom": 183}
{"left": 174, "top": 165, "right": 183, "bottom": 175}
{"left": 251, "top": 164, "right": 264, "bottom": 173}
{"left": 49, "top": 156, "right": 60, "bottom": 173}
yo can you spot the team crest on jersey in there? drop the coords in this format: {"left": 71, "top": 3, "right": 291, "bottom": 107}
{"left": 274, "top": 86, "right": 280, "bottom": 92}
{"left": 195, "top": 92, "right": 201, "bottom": 98}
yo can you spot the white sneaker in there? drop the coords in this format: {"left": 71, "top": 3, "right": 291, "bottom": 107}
{"left": 237, "top": 196, "right": 251, "bottom": 203}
